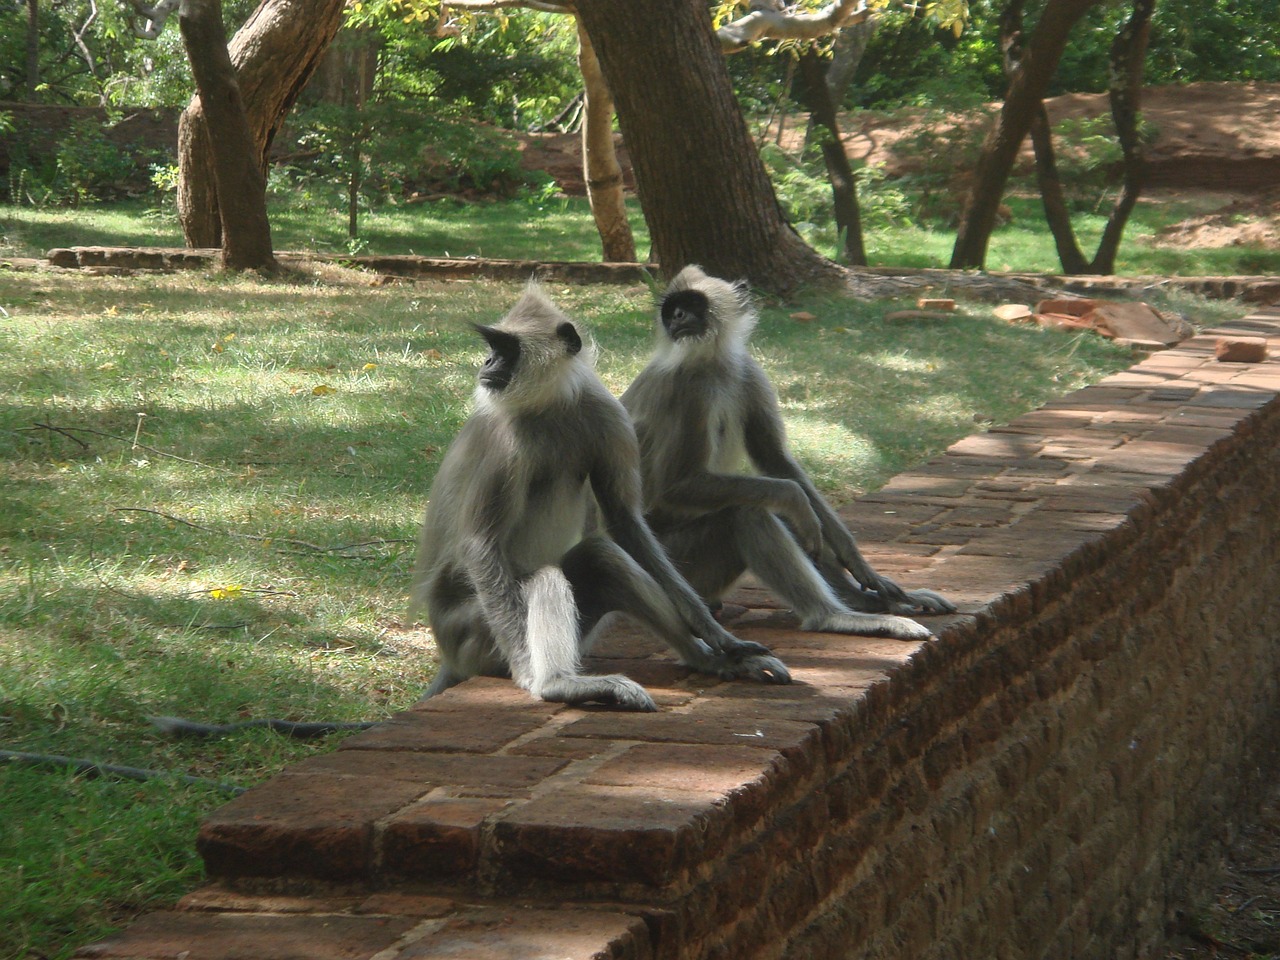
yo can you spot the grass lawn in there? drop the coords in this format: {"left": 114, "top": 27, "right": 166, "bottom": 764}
{"left": 4, "top": 188, "right": 1280, "bottom": 276}
{"left": 0, "top": 194, "right": 1254, "bottom": 959}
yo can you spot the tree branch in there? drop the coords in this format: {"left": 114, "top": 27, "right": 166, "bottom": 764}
{"left": 717, "top": 0, "right": 871, "bottom": 53}
{"left": 446, "top": 0, "right": 574, "bottom": 13}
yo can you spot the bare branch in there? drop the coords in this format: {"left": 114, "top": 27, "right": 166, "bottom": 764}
{"left": 129, "top": 0, "right": 180, "bottom": 39}
{"left": 445, "top": 0, "right": 574, "bottom": 13}
{"left": 717, "top": 0, "right": 872, "bottom": 52}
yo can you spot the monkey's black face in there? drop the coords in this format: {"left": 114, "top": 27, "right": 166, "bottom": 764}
{"left": 476, "top": 325, "right": 521, "bottom": 391}
{"left": 660, "top": 289, "right": 710, "bottom": 341}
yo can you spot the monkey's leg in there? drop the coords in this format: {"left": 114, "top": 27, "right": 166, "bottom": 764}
{"left": 518, "top": 566, "right": 657, "bottom": 712}
{"left": 563, "top": 536, "right": 789, "bottom": 684}
{"left": 420, "top": 593, "right": 511, "bottom": 701}
{"left": 647, "top": 510, "right": 752, "bottom": 603}
{"left": 724, "top": 507, "right": 933, "bottom": 640}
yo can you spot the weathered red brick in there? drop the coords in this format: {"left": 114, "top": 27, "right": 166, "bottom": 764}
{"left": 380, "top": 796, "right": 512, "bottom": 878}
{"left": 298, "top": 751, "right": 565, "bottom": 794}
{"left": 198, "top": 774, "right": 428, "bottom": 880}
{"left": 338, "top": 704, "right": 558, "bottom": 754}
{"left": 395, "top": 906, "right": 651, "bottom": 960}
{"left": 75, "top": 911, "right": 417, "bottom": 960}
{"left": 492, "top": 783, "right": 729, "bottom": 885}
{"left": 1214, "top": 336, "right": 1269, "bottom": 362}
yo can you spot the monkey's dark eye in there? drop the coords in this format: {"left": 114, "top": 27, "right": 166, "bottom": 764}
{"left": 660, "top": 289, "right": 710, "bottom": 340}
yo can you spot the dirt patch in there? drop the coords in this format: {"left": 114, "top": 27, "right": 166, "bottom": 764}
{"left": 1152, "top": 189, "right": 1280, "bottom": 250}
{"left": 1166, "top": 783, "right": 1280, "bottom": 958}
{"left": 516, "top": 81, "right": 1280, "bottom": 250}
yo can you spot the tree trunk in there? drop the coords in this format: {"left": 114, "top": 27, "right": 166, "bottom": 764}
{"left": 575, "top": 0, "right": 842, "bottom": 294}
{"left": 177, "top": 0, "right": 346, "bottom": 247}
{"left": 797, "top": 46, "right": 866, "bottom": 266}
{"left": 803, "top": 18, "right": 875, "bottom": 151}
{"left": 25, "top": 0, "right": 39, "bottom": 100}
{"left": 1089, "top": 0, "right": 1154, "bottom": 274}
{"left": 1029, "top": 104, "right": 1089, "bottom": 274}
{"left": 178, "top": 0, "right": 276, "bottom": 270}
{"left": 950, "top": 0, "right": 1100, "bottom": 270}
{"left": 576, "top": 20, "right": 636, "bottom": 263}
{"left": 1001, "top": 0, "right": 1088, "bottom": 274}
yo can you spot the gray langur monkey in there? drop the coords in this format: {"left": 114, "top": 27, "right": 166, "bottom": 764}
{"left": 411, "top": 283, "right": 791, "bottom": 711}
{"left": 620, "top": 266, "right": 957, "bottom": 641}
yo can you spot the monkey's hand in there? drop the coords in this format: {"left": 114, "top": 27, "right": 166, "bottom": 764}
{"left": 886, "top": 587, "right": 956, "bottom": 616}
{"left": 681, "top": 633, "right": 790, "bottom": 684}
{"left": 778, "top": 483, "right": 823, "bottom": 556}
{"left": 863, "top": 574, "right": 957, "bottom": 617}
{"left": 700, "top": 620, "right": 772, "bottom": 657}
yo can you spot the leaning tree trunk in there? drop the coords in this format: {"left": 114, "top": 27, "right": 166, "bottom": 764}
{"left": 575, "top": 0, "right": 843, "bottom": 293}
{"left": 797, "top": 45, "right": 866, "bottom": 266}
{"left": 178, "top": 0, "right": 346, "bottom": 247}
{"left": 803, "top": 17, "right": 875, "bottom": 151}
{"left": 1028, "top": 104, "right": 1089, "bottom": 274}
{"left": 178, "top": 0, "right": 275, "bottom": 269}
{"left": 1089, "top": 0, "right": 1154, "bottom": 274}
{"left": 24, "top": 0, "right": 39, "bottom": 99}
{"left": 576, "top": 20, "right": 636, "bottom": 263}
{"left": 950, "top": 0, "right": 1101, "bottom": 270}
{"left": 1000, "top": 0, "right": 1089, "bottom": 274}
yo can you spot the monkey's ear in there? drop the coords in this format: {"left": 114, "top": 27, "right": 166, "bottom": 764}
{"left": 556, "top": 321, "right": 583, "bottom": 356}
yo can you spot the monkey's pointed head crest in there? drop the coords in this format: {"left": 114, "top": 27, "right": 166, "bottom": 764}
{"left": 656, "top": 265, "right": 757, "bottom": 357}
{"left": 472, "top": 283, "right": 598, "bottom": 411}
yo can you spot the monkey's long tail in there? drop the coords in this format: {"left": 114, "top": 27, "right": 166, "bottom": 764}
{"left": 0, "top": 749, "right": 246, "bottom": 795}
{"left": 147, "top": 716, "right": 376, "bottom": 739}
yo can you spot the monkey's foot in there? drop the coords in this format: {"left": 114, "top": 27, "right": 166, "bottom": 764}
{"left": 803, "top": 611, "right": 933, "bottom": 641}
{"left": 712, "top": 651, "right": 792, "bottom": 685}
{"left": 537, "top": 674, "right": 658, "bottom": 712}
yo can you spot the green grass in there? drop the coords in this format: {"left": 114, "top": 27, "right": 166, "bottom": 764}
{"left": 0, "top": 194, "right": 653, "bottom": 263}
{"left": 0, "top": 232, "right": 1240, "bottom": 960}
{"left": 4, "top": 187, "right": 1280, "bottom": 276}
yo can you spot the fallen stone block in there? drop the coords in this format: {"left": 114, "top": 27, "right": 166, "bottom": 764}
{"left": 993, "top": 304, "right": 1033, "bottom": 322}
{"left": 1215, "top": 336, "right": 1270, "bottom": 362}
{"left": 1035, "top": 298, "right": 1098, "bottom": 317}
{"left": 1087, "top": 301, "right": 1194, "bottom": 346}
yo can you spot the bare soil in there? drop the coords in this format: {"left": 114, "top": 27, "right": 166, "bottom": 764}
{"left": 1164, "top": 783, "right": 1280, "bottom": 958}
{"left": 515, "top": 81, "right": 1280, "bottom": 252}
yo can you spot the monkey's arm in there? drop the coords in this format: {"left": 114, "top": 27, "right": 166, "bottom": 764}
{"left": 636, "top": 399, "right": 822, "bottom": 553}
{"left": 591, "top": 422, "right": 789, "bottom": 682}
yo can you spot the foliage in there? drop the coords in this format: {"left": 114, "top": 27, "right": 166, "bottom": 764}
{"left": 849, "top": 0, "right": 1280, "bottom": 111}
{"left": 280, "top": 102, "right": 534, "bottom": 208}
{"left": 4, "top": 116, "right": 144, "bottom": 207}
{"left": 344, "top": 3, "right": 580, "bottom": 130}
{"left": 761, "top": 143, "right": 912, "bottom": 258}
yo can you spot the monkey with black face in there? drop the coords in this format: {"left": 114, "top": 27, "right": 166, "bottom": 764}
{"left": 621, "top": 266, "right": 956, "bottom": 641}
{"left": 411, "top": 283, "right": 790, "bottom": 711}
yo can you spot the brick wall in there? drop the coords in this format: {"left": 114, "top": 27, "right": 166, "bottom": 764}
{"left": 79, "top": 310, "right": 1280, "bottom": 960}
